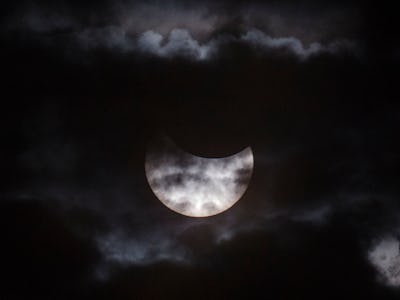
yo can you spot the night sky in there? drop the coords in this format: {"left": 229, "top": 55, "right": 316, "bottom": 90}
{"left": 1, "top": 0, "right": 399, "bottom": 299}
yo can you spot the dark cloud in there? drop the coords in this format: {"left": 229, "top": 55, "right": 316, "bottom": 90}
{"left": 93, "top": 215, "right": 400, "bottom": 299}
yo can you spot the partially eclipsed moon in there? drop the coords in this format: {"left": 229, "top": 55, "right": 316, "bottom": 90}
{"left": 145, "top": 136, "right": 254, "bottom": 217}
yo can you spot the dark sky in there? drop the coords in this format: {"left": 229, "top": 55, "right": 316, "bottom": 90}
{"left": 1, "top": 0, "right": 400, "bottom": 299}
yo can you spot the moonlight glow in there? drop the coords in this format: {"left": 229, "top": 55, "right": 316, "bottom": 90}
{"left": 145, "top": 137, "right": 254, "bottom": 217}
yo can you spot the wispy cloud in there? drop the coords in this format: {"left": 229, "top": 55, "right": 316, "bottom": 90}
{"left": 71, "top": 27, "right": 357, "bottom": 61}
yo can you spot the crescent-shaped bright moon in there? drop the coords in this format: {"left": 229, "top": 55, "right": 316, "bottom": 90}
{"left": 145, "top": 136, "right": 254, "bottom": 217}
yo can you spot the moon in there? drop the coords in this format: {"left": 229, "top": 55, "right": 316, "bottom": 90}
{"left": 145, "top": 136, "right": 254, "bottom": 217}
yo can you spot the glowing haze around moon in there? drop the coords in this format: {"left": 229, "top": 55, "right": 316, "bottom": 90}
{"left": 145, "top": 136, "right": 254, "bottom": 217}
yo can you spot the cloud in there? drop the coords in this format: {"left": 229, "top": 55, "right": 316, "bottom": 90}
{"left": 135, "top": 28, "right": 357, "bottom": 60}
{"left": 69, "top": 27, "right": 358, "bottom": 60}
{"left": 242, "top": 29, "right": 356, "bottom": 60}
{"left": 2, "top": 1, "right": 361, "bottom": 61}
{"left": 369, "top": 236, "right": 400, "bottom": 287}
{"left": 66, "top": 26, "right": 358, "bottom": 61}
{"left": 137, "top": 29, "right": 214, "bottom": 60}
{"left": 97, "top": 230, "right": 190, "bottom": 266}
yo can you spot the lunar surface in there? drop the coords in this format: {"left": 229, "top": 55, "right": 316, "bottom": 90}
{"left": 145, "top": 136, "right": 254, "bottom": 217}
